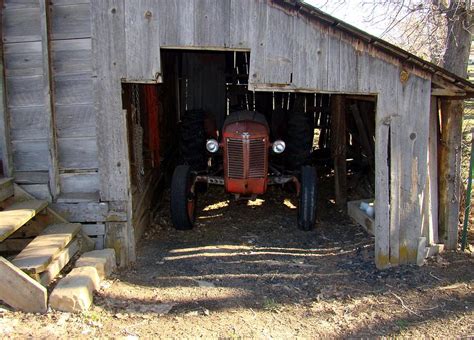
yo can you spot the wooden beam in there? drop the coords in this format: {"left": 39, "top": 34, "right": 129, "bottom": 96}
{"left": 426, "top": 97, "right": 439, "bottom": 245}
{"left": 0, "top": 257, "right": 47, "bottom": 313}
{"left": 40, "top": 0, "right": 60, "bottom": 199}
{"left": 330, "top": 95, "right": 347, "bottom": 208}
{"left": 439, "top": 98, "right": 463, "bottom": 250}
{"left": 0, "top": 4, "right": 12, "bottom": 177}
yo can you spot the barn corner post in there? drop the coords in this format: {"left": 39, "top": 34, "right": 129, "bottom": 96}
{"left": 92, "top": 0, "right": 136, "bottom": 267}
{"left": 374, "top": 93, "right": 391, "bottom": 269}
{"left": 438, "top": 98, "right": 463, "bottom": 250}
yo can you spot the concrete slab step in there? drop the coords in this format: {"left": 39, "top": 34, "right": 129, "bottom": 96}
{"left": 12, "top": 223, "right": 82, "bottom": 274}
{"left": 0, "top": 178, "right": 14, "bottom": 203}
{"left": 0, "top": 200, "right": 48, "bottom": 242}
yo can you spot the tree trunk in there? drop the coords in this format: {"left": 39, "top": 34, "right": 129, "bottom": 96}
{"left": 442, "top": 1, "right": 472, "bottom": 77}
{"left": 438, "top": 1, "right": 472, "bottom": 249}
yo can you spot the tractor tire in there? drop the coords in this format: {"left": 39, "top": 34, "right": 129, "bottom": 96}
{"left": 180, "top": 109, "right": 207, "bottom": 171}
{"left": 170, "top": 165, "right": 196, "bottom": 230}
{"left": 286, "top": 113, "right": 314, "bottom": 170}
{"left": 297, "top": 165, "right": 317, "bottom": 231}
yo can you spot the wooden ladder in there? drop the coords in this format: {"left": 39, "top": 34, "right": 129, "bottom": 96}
{"left": 0, "top": 178, "right": 89, "bottom": 313}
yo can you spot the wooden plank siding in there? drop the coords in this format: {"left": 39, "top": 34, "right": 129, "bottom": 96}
{"left": 1, "top": 0, "right": 450, "bottom": 268}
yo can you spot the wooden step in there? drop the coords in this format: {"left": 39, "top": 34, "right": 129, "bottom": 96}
{"left": 0, "top": 200, "right": 48, "bottom": 242}
{"left": 12, "top": 223, "right": 81, "bottom": 274}
{"left": 0, "top": 177, "right": 14, "bottom": 203}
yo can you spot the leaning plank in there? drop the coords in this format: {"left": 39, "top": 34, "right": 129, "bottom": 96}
{"left": 0, "top": 177, "right": 14, "bottom": 202}
{"left": 0, "top": 200, "right": 48, "bottom": 242}
{"left": 40, "top": 238, "right": 80, "bottom": 286}
{"left": 12, "top": 223, "right": 81, "bottom": 274}
{"left": 347, "top": 199, "right": 374, "bottom": 235}
{"left": 0, "top": 256, "right": 47, "bottom": 313}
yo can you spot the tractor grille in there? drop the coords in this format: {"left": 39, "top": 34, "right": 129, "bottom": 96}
{"left": 227, "top": 138, "right": 244, "bottom": 179}
{"left": 248, "top": 139, "right": 266, "bottom": 178}
{"left": 226, "top": 137, "right": 266, "bottom": 179}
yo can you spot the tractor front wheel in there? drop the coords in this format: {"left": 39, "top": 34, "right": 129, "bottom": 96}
{"left": 171, "top": 165, "right": 196, "bottom": 230}
{"left": 297, "top": 165, "right": 317, "bottom": 231}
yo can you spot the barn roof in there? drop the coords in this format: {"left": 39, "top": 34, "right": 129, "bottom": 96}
{"left": 277, "top": 0, "right": 474, "bottom": 98}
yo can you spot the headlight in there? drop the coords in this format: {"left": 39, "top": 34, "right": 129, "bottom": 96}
{"left": 272, "top": 140, "right": 286, "bottom": 154}
{"left": 206, "top": 139, "right": 219, "bottom": 153}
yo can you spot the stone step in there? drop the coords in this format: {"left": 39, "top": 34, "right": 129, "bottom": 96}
{"left": 12, "top": 223, "right": 82, "bottom": 274}
{"left": 0, "top": 200, "right": 48, "bottom": 242}
{"left": 0, "top": 178, "right": 14, "bottom": 203}
{"left": 49, "top": 266, "right": 100, "bottom": 312}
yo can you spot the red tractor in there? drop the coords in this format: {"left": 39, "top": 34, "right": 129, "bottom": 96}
{"left": 171, "top": 109, "right": 318, "bottom": 231}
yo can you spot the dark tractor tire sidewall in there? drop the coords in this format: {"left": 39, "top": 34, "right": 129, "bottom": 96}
{"left": 298, "top": 165, "right": 317, "bottom": 231}
{"left": 170, "top": 165, "right": 196, "bottom": 230}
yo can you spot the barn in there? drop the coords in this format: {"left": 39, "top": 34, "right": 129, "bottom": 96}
{"left": 0, "top": 0, "right": 473, "bottom": 273}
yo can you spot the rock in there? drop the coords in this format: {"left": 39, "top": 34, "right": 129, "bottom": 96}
{"left": 75, "top": 249, "right": 116, "bottom": 280}
{"left": 49, "top": 266, "right": 100, "bottom": 312}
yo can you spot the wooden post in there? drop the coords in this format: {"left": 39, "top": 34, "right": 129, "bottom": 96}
{"left": 330, "top": 95, "right": 347, "bottom": 208}
{"left": 40, "top": 0, "right": 60, "bottom": 199}
{"left": 0, "top": 2, "right": 12, "bottom": 177}
{"left": 439, "top": 98, "right": 463, "bottom": 250}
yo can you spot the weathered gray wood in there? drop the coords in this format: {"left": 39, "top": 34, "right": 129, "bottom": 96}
{"left": 339, "top": 37, "right": 358, "bottom": 92}
{"left": 3, "top": 6, "right": 41, "bottom": 43}
{"left": 12, "top": 223, "right": 81, "bottom": 274}
{"left": 4, "top": 0, "right": 40, "bottom": 9}
{"left": 92, "top": 0, "right": 130, "bottom": 202}
{"left": 0, "top": 14, "right": 13, "bottom": 177}
{"left": 0, "top": 256, "right": 47, "bottom": 313}
{"left": 11, "top": 140, "right": 49, "bottom": 171}
{"left": 4, "top": 41, "right": 43, "bottom": 77}
{"left": 374, "top": 90, "right": 392, "bottom": 269}
{"left": 439, "top": 99, "right": 463, "bottom": 250}
{"left": 56, "top": 192, "right": 100, "bottom": 203}
{"left": 50, "top": 3, "right": 91, "bottom": 40}
{"left": 397, "top": 76, "right": 431, "bottom": 264}
{"left": 426, "top": 96, "right": 439, "bottom": 245}
{"left": 55, "top": 104, "right": 96, "bottom": 138}
{"left": 51, "top": 201, "right": 108, "bottom": 222}
{"left": 51, "top": 39, "right": 92, "bottom": 76}
{"left": 5, "top": 76, "right": 43, "bottom": 107}
{"left": 57, "top": 137, "right": 98, "bottom": 170}
{"left": 54, "top": 74, "right": 94, "bottom": 105}
{"left": 0, "top": 177, "right": 14, "bottom": 202}
{"left": 59, "top": 171, "right": 99, "bottom": 193}
{"left": 124, "top": 0, "right": 161, "bottom": 81}
{"left": 158, "top": 0, "right": 194, "bottom": 46}
{"left": 326, "top": 28, "right": 341, "bottom": 91}
{"left": 39, "top": 238, "right": 80, "bottom": 286}
{"left": 20, "top": 184, "right": 52, "bottom": 201}
{"left": 14, "top": 171, "right": 49, "bottom": 184}
{"left": 193, "top": 0, "right": 230, "bottom": 48}
{"left": 389, "top": 114, "right": 401, "bottom": 266}
{"left": 82, "top": 223, "right": 105, "bottom": 236}
{"left": 261, "top": 2, "right": 293, "bottom": 85}
{"left": 40, "top": 0, "right": 60, "bottom": 199}
{"left": 105, "top": 221, "right": 136, "bottom": 267}
{"left": 9, "top": 106, "right": 48, "bottom": 141}
{"left": 292, "top": 14, "right": 328, "bottom": 89}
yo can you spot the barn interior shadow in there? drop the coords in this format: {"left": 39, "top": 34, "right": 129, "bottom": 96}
{"left": 94, "top": 180, "right": 473, "bottom": 336}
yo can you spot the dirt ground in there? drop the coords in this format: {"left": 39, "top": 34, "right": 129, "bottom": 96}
{"left": 1, "top": 184, "right": 473, "bottom": 338}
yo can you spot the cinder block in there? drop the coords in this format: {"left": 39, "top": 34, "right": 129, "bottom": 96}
{"left": 49, "top": 266, "right": 100, "bottom": 312}
{"left": 75, "top": 248, "right": 116, "bottom": 280}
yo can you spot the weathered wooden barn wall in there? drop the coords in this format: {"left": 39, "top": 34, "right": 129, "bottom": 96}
{"left": 2, "top": 0, "right": 462, "bottom": 267}
{"left": 2, "top": 0, "right": 98, "bottom": 200}
{"left": 90, "top": 0, "right": 435, "bottom": 268}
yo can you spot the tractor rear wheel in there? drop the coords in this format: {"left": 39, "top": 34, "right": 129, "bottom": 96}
{"left": 180, "top": 109, "right": 207, "bottom": 171}
{"left": 170, "top": 165, "right": 196, "bottom": 230}
{"left": 297, "top": 165, "right": 317, "bottom": 231}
